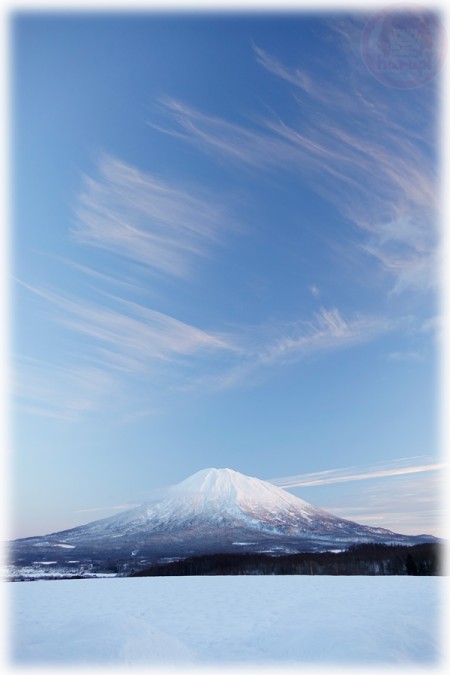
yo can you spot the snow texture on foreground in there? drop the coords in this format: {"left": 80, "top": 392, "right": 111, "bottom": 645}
{"left": 9, "top": 575, "right": 442, "bottom": 668}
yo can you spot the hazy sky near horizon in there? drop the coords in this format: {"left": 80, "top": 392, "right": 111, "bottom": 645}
{"left": 11, "top": 10, "right": 443, "bottom": 539}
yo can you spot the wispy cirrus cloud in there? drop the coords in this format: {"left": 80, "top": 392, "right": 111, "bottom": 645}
{"left": 40, "top": 253, "right": 152, "bottom": 298}
{"left": 75, "top": 503, "right": 138, "bottom": 515}
{"left": 252, "top": 43, "right": 316, "bottom": 93}
{"left": 269, "top": 456, "right": 445, "bottom": 536}
{"left": 151, "top": 33, "right": 438, "bottom": 298}
{"left": 257, "top": 307, "right": 390, "bottom": 366}
{"left": 17, "top": 280, "right": 238, "bottom": 375}
{"left": 149, "top": 97, "right": 296, "bottom": 172}
{"left": 14, "top": 277, "right": 243, "bottom": 420}
{"left": 253, "top": 38, "right": 439, "bottom": 298}
{"left": 13, "top": 356, "right": 116, "bottom": 422}
{"left": 387, "top": 350, "right": 423, "bottom": 362}
{"left": 316, "top": 470, "right": 445, "bottom": 537}
{"left": 182, "top": 306, "right": 391, "bottom": 392}
{"left": 252, "top": 42, "right": 436, "bottom": 203}
{"left": 16, "top": 272, "right": 391, "bottom": 417}
{"left": 73, "top": 153, "right": 234, "bottom": 280}
{"left": 269, "top": 457, "right": 444, "bottom": 489}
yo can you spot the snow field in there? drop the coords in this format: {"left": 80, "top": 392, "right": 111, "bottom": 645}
{"left": 9, "top": 575, "right": 443, "bottom": 668}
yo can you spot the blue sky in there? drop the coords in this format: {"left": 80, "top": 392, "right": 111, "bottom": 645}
{"left": 10, "top": 10, "right": 444, "bottom": 539}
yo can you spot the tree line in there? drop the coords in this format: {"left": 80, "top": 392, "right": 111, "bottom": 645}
{"left": 130, "top": 542, "right": 443, "bottom": 577}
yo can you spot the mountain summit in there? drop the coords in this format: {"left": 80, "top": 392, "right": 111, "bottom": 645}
{"left": 9, "top": 467, "right": 436, "bottom": 578}
{"left": 159, "top": 467, "right": 329, "bottom": 527}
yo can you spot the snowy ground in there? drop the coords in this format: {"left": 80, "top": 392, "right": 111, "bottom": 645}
{"left": 7, "top": 575, "right": 444, "bottom": 669}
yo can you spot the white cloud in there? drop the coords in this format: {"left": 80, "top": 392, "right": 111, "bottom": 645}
{"left": 253, "top": 39, "right": 438, "bottom": 297}
{"left": 13, "top": 355, "right": 116, "bottom": 422}
{"left": 17, "top": 281, "right": 238, "bottom": 373}
{"left": 13, "top": 280, "right": 242, "bottom": 419}
{"left": 258, "top": 307, "right": 390, "bottom": 367}
{"left": 422, "top": 316, "right": 442, "bottom": 334}
{"left": 252, "top": 44, "right": 315, "bottom": 93}
{"left": 73, "top": 153, "right": 233, "bottom": 279}
{"left": 387, "top": 350, "right": 423, "bottom": 362}
{"left": 150, "top": 97, "right": 297, "bottom": 173}
{"left": 184, "top": 306, "right": 392, "bottom": 392}
{"left": 16, "top": 274, "right": 393, "bottom": 415}
{"left": 75, "top": 504, "right": 138, "bottom": 515}
{"left": 151, "top": 36, "right": 438, "bottom": 298}
{"left": 317, "top": 472, "right": 445, "bottom": 537}
{"left": 269, "top": 457, "right": 445, "bottom": 536}
{"left": 269, "top": 457, "right": 444, "bottom": 489}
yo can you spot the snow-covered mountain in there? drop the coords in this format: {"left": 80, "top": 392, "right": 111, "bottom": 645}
{"left": 8, "top": 467, "right": 436, "bottom": 579}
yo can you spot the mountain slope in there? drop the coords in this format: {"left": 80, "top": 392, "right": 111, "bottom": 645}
{"left": 8, "top": 467, "right": 436, "bottom": 578}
